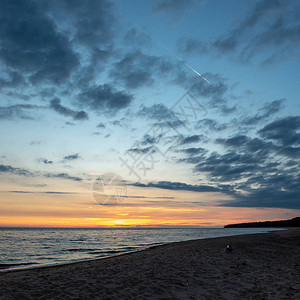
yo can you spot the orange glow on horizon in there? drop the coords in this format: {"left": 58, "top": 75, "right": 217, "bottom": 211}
{"left": 0, "top": 188, "right": 299, "bottom": 228}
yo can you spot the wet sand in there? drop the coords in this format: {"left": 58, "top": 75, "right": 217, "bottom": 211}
{"left": 0, "top": 228, "right": 299, "bottom": 299}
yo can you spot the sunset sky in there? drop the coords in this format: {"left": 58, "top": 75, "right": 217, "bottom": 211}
{"left": 0, "top": 0, "right": 300, "bottom": 227}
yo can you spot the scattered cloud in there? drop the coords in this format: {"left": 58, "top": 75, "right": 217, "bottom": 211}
{"left": 132, "top": 180, "right": 221, "bottom": 193}
{"left": 6, "top": 190, "right": 75, "bottom": 194}
{"left": 40, "top": 159, "right": 53, "bottom": 165}
{"left": 0, "top": 163, "right": 83, "bottom": 182}
{"left": 50, "top": 98, "right": 88, "bottom": 121}
{"left": 78, "top": 84, "right": 133, "bottom": 113}
{"left": 44, "top": 172, "right": 82, "bottom": 182}
{"left": 96, "top": 123, "right": 106, "bottom": 129}
{"left": 0, "top": 104, "right": 44, "bottom": 120}
{"left": 63, "top": 153, "right": 81, "bottom": 161}
{"left": 179, "top": 0, "right": 300, "bottom": 64}
{"left": 179, "top": 135, "right": 205, "bottom": 145}
{"left": 0, "top": 164, "right": 34, "bottom": 177}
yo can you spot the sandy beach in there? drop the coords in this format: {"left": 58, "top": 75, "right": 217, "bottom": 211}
{"left": 0, "top": 229, "right": 299, "bottom": 299}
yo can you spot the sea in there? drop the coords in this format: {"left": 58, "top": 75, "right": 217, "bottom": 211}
{"left": 0, "top": 227, "right": 279, "bottom": 272}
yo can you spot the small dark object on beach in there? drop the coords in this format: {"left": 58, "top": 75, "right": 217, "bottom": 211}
{"left": 226, "top": 245, "right": 233, "bottom": 253}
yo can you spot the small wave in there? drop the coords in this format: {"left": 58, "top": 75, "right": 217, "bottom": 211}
{"left": 61, "top": 248, "right": 95, "bottom": 252}
{"left": 0, "top": 262, "right": 37, "bottom": 269}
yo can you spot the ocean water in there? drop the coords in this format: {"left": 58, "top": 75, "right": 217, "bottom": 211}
{"left": 0, "top": 227, "right": 278, "bottom": 271}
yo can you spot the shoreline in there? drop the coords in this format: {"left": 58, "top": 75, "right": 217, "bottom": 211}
{"left": 0, "top": 228, "right": 283, "bottom": 274}
{"left": 1, "top": 228, "right": 299, "bottom": 299}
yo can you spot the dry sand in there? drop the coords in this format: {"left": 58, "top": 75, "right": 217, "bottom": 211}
{"left": 0, "top": 229, "right": 299, "bottom": 299}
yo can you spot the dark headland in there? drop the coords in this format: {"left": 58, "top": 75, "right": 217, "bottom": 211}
{"left": 224, "top": 217, "right": 300, "bottom": 228}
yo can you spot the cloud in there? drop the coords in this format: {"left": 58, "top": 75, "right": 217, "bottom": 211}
{"left": 0, "top": 0, "right": 79, "bottom": 85}
{"left": 127, "top": 146, "right": 155, "bottom": 155}
{"left": 47, "top": 0, "right": 115, "bottom": 47}
{"left": 179, "top": 135, "right": 205, "bottom": 145}
{"left": 179, "top": 0, "right": 300, "bottom": 64}
{"left": 0, "top": 104, "right": 45, "bottom": 120}
{"left": 123, "top": 28, "right": 151, "bottom": 46}
{"left": 109, "top": 51, "right": 175, "bottom": 89}
{"left": 167, "top": 114, "right": 300, "bottom": 209}
{"left": 0, "top": 71, "right": 24, "bottom": 90}
{"left": 258, "top": 116, "right": 300, "bottom": 147}
{"left": 179, "top": 147, "right": 208, "bottom": 156}
{"left": 44, "top": 172, "right": 82, "bottom": 182}
{"left": 242, "top": 99, "right": 285, "bottom": 125}
{"left": 141, "top": 134, "right": 163, "bottom": 146}
{"left": 0, "top": 163, "right": 83, "bottom": 182}
{"left": 78, "top": 84, "right": 133, "bottom": 113}
{"left": 195, "top": 119, "right": 227, "bottom": 131}
{"left": 96, "top": 123, "right": 106, "bottom": 129}
{"left": 50, "top": 98, "right": 88, "bottom": 120}
{"left": 173, "top": 72, "right": 235, "bottom": 116}
{"left": 218, "top": 171, "right": 300, "bottom": 209}
{"left": 63, "top": 153, "right": 81, "bottom": 161}
{"left": 6, "top": 190, "right": 75, "bottom": 194}
{"left": 237, "top": 0, "right": 282, "bottom": 31}
{"left": 138, "top": 104, "right": 178, "bottom": 121}
{"left": 132, "top": 180, "right": 221, "bottom": 193}
{"left": 0, "top": 164, "right": 33, "bottom": 176}
{"left": 41, "top": 159, "right": 53, "bottom": 165}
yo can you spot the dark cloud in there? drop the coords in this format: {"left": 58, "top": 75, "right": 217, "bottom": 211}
{"left": 174, "top": 115, "right": 300, "bottom": 208}
{"left": 78, "top": 84, "right": 133, "bottom": 113}
{"left": 47, "top": 0, "right": 115, "bottom": 47}
{"left": 0, "top": 164, "right": 33, "bottom": 176}
{"left": 63, "top": 153, "right": 81, "bottom": 161}
{"left": 173, "top": 73, "right": 235, "bottom": 116}
{"left": 138, "top": 104, "right": 177, "bottom": 121}
{"left": 0, "top": 71, "right": 24, "bottom": 90}
{"left": 243, "top": 99, "right": 285, "bottom": 125}
{"left": 179, "top": 147, "right": 207, "bottom": 156}
{"left": 195, "top": 119, "right": 227, "bottom": 131}
{"left": 219, "top": 170, "right": 300, "bottom": 209}
{"left": 258, "top": 116, "right": 300, "bottom": 147}
{"left": 50, "top": 98, "right": 88, "bottom": 121}
{"left": 180, "top": 135, "right": 205, "bottom": 145}
{"left": 127, "top": 146, "right": 155, "bottom": 155}
{"left": 141, "top": 134, "right": 163, "bottom": 146}
{"left": 0, "top": 163, "right": 83, "bottom": 182}
{"left": 0, "top": 0, "right": 79, "bottom": 85}
{"left": 45, "top": 172, "right": 82, "bottom": 182}
{"left": 7, "top": 190, "right": 74, "bottom": 194}
{"left": 41, "top": 159, "right": 53, "bottom": 165}
{"left": 110, "top": 51, "right": 175, "bottom": 89}
{"left": 132, "top": 180, "right": 220, "bottom": 193}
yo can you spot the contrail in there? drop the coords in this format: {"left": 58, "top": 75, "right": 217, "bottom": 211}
{"left": 131, "top": 22, "right": 209, "bottom": 83}
{"left": 184, "top": 63, "right": 209, "bottom": 83}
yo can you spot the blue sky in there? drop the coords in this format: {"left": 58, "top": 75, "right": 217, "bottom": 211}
{"left": 0, "top": 0, "right": 300, "bottom": 226}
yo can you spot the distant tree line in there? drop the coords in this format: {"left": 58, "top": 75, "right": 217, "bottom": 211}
{"left": 224, "top": 217, "right": 300, "bottom": 228}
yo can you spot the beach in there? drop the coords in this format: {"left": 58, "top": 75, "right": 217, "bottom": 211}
{"left": 0, "top": 229, "right": 299, "bottom": 299}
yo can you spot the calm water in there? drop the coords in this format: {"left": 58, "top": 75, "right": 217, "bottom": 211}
{"left": 0, "top": 227, "right": 277, "bottom": 271}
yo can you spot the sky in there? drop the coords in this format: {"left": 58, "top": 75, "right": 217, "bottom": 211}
{"left": 0, "top": 0, "right": 300, "bottom": 227}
